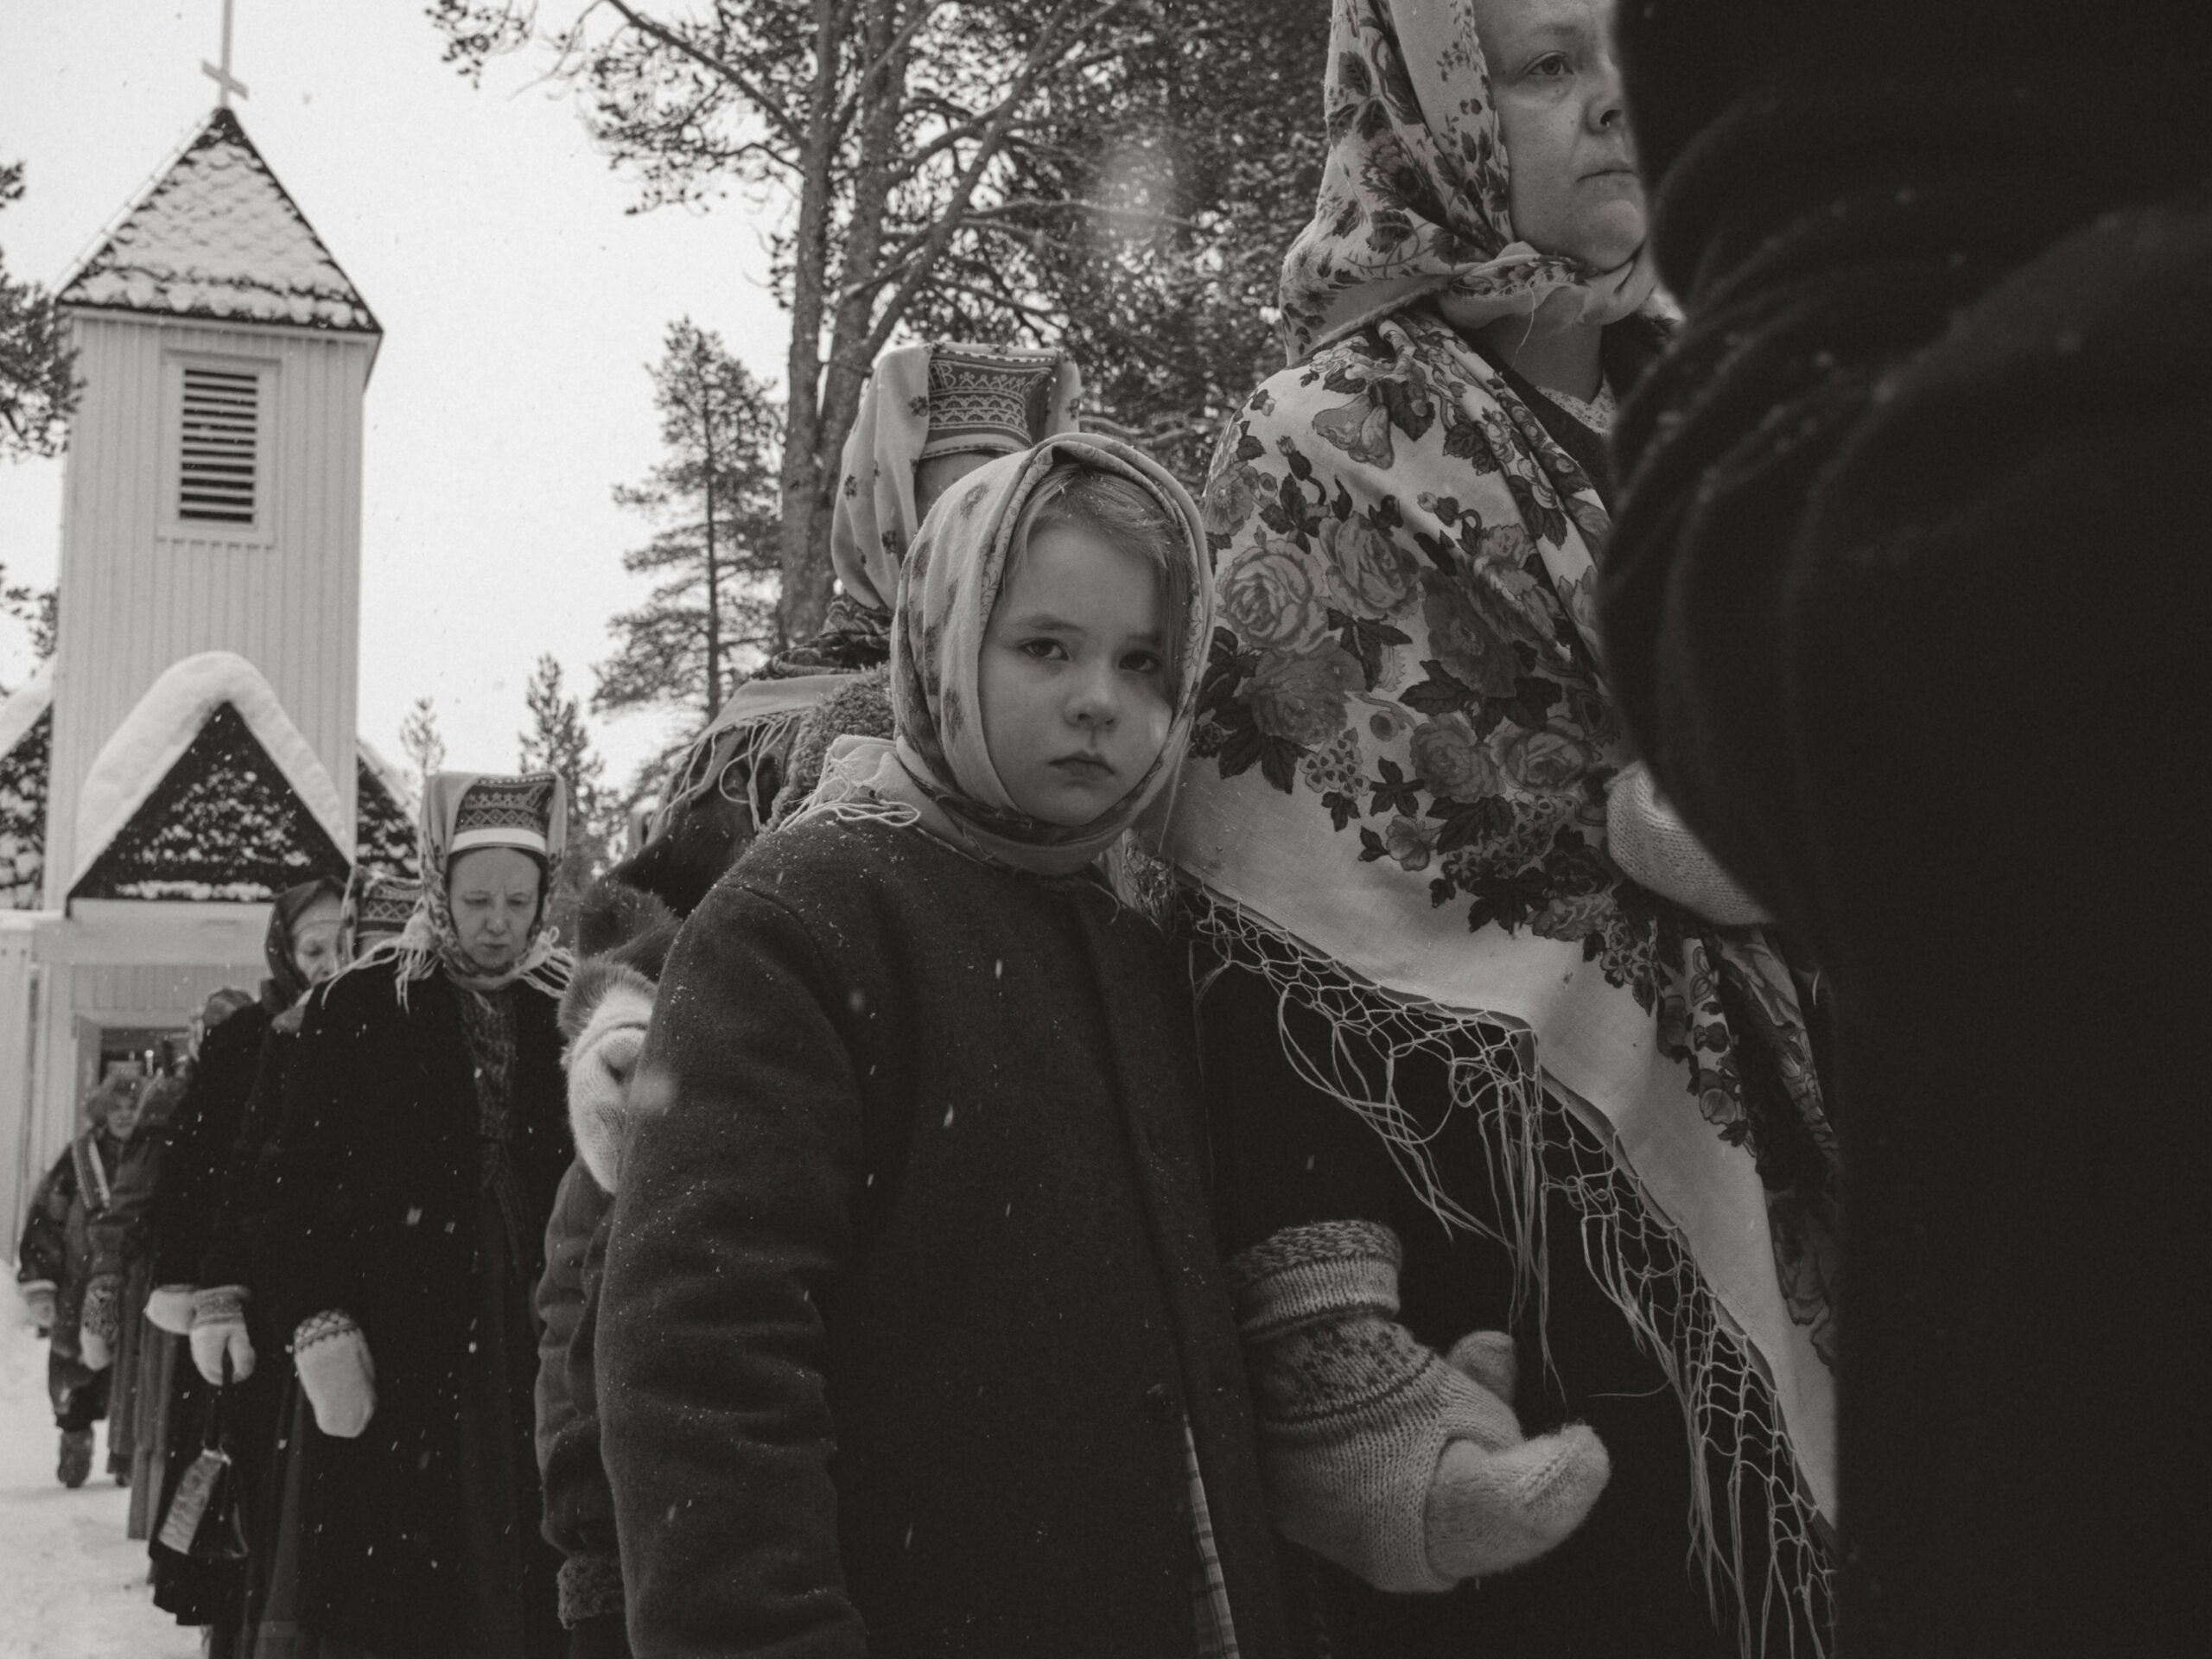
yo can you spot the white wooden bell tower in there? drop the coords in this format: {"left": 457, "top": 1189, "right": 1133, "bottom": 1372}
{"left": 41, "top": 105, "right": 380, "bottom": 897}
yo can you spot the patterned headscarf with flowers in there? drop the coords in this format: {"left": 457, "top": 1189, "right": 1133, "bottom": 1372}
{"left": 1278, "top": 0, "right": 1656, "bottom": 364}
{"left": 798, "top": 433, "right": 1210, "bottom": 880}
{"left": 350, "top": 771, "right": 573, "bottom": 1006}
{"left": 1161, "top": 5, "right": 1837, "bottom": 1649}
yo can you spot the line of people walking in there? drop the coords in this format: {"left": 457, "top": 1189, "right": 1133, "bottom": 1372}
{"left": 19, "top": 0, "right": 2201, "bottom": 1653}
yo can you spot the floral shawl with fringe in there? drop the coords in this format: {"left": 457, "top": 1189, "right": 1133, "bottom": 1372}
{"left": 1168, "top": 242, "right": 1841, "bottom": 1659}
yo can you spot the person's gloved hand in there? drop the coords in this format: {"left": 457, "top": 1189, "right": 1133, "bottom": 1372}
{"left": 190, "top": 1286, "right": 255, "bottom": 1383}
{"left": 1422, "top": 1331, "right": 1613, "bottom": 1581}
{"left": 78, "top": 1274, "right": 121, "bottom": 1370}
{"left": 1231, "top": 1220, "right": 1611, "bottom": 1592}
{"left": 19, "top": 1281, "right": 57, "bottom": 1336}
{"left": 146, "top": 1284, "right": 197, "bottom": 1336}
{"left": 563, "top": 965, "right": 656, "bottom": 1193}
{"left": 294, "top": 1311, "right": 375, "bottom": 1438}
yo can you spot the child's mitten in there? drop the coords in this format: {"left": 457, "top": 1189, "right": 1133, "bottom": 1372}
{"left": 190, "top": 1286, "right": 256, "bottom": 1383}
{"left": 146, "top": 1284, "right": 197, "bottom": 1336}
{"left": 561, "top": 962, "right": 655, "bottom": 1193}
{"left": 1229, "top": 1220, "right": 1611, "bottom": 1592}
{"left": 78, "top": 1273, "right": 121, "bottom": 1370}
{"left": 20, "top": 1280, "right": 56, "bottom": 1336}
{"left": 295, "top": 1311, "right": 376, "bottom": 1438}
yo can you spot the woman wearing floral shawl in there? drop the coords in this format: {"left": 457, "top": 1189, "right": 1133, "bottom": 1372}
{"left": 250, "top": 773, "right": 575, "bottom": 1659}
{"left": 1163, "top": 3, "right": 1840, "bottom": 1655}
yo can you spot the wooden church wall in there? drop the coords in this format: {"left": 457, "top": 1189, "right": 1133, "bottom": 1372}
{"left": 43, "top": 314, "right": 369, "bottom": 901}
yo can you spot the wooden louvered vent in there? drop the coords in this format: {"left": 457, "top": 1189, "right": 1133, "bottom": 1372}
{"left": 177, "top": 365, "right": 259, "bottom": 525}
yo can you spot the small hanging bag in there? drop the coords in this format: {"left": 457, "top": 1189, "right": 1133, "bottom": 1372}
{"left": 156, "top": 1354, "right": 251, "bottom": 1563}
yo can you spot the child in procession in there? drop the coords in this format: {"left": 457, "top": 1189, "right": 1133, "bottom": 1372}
{"left": 596, "top": 435, "right": 1294, "bottom": 1658}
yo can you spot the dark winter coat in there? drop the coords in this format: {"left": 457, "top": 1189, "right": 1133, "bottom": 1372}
{"left": 18, "top": 1127, "right": 149, "bottom": 1363}
{"left": 599, "top": 817, "right": 1294, "bottom": 1659}
{"left": 1599, "top": 11, "right": 2212, "bottom": 1653}
{"left": 253, "top": 957, "right": 572, "bottom": 1656}
{"left": 536, "top": 1158, "right": 622, "bottom": 1630}
{"left": 148, "top": 1000, "right": 270, "bottom": 1290}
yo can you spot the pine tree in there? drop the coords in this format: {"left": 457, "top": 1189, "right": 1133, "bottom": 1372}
{"left": 398, "top": 696, "right": 446, "bottom": 787}
{"left": 595, "top": 320, "right": 783, "bottom": 725}
{"left": 519, "top": 654, "right": 615, "bottom": 937}
{"left": 1, "top": 160, "right": 78, "bottom": 463}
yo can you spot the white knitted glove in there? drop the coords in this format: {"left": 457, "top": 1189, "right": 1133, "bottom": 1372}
{"left": 563, "top": 969, "right": 655, "bottom": 1193}
{"left": 190, "top": 1286, "right": 256, "bottom": 1384}
{"left": 295, "top": 1312, "right": 375, "bottom": 1437}
{"left": 19, "top": 1281, "right": 57, "bottom": 1335}
{"left": 1605, "top": 762, "right": 1771, "bottom": 925}
{"left": 146, "top": 1284, "right": 197, "bottom": 1336}
{"left": 1230, "top": 1221, "right": 1611, "bottom": 1591}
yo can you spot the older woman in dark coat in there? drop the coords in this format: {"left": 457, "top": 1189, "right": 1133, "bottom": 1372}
{"left": 255, "top": 775, "right": 574, "bottom": 1659}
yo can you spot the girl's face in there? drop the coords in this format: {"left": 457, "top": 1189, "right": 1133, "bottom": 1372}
{"left": 447, "top": 847, "right": 543, "bottom": 974}
{"left": 289, "top": 895, "right": 344, "bottom": 986}
{"left": 1472, "top": 0, "right": 1645, "bottom": 270}
{"left": 979, "top": 525, "right": 1173, "bottom": 828}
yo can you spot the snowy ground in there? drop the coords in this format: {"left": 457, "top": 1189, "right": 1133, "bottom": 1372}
{"left": 0, "top": 1299, "right": 198, "bottom": 1659}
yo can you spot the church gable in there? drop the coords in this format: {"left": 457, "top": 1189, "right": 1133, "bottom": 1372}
{"left": 73, "top": 702, "right": 346, "bottom": 901}
{"left": 59, "top": 107, "right": 378, "bottom": 335}
{"left": 0, "top": 707, "right": 51, "bottom": 912}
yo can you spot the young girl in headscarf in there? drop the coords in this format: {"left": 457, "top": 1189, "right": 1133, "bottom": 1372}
{"left": 253, "top": 778, "right": 574, "bottom": 1659}
{"left": 595, "top": 434, "right": 1292, "bottom": 1659}
{"left": 1166, "top": 1, "right": 1840, "bottom": 1655}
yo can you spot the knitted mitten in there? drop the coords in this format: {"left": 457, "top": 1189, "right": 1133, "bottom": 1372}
{"left": 1229, "top": 1220, "right": 1611, "bottom": 1591}
{"left": 560, "top": 960, "right": 656, "bottom": 1193}
{"left": 190, "top": 1286, "right": 256, "bottom": 1384}
{"left": 1605, "top": 762, "right": 1771, "bottom": 925}
{"left": 20, "top": 1280, "right": 57, "bottom": 1337}
{"left": 294, "top": 1311, "right": 376, "bottom": 1437}
{"left": 146, "top": 1283, "right": 197, "bottom": 1336}
{"left": 78, "top": 1273, "right": 121, "bottom": 1370}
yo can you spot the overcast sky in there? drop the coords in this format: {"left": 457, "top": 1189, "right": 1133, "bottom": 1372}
{"left": 0, "top": 0, "right": 791, "bottom": 789}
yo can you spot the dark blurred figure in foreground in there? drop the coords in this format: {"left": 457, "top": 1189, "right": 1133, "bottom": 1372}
{"left": 1598, "top": 1, "right": 2211, "bottom": 1651}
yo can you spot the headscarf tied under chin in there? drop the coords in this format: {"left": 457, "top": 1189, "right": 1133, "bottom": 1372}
{"left": 1279, "top": 0, "right": 1657, "bottom": 364}
{"left": 802, "top": 432, "right": 1211, "bottom": 880}
{"left": 262, "top": 875, "right": 345, "bottom": 1017}
{"left": 827, "top": 343, "right": 1085, "bottom": 618}
{"left": 353, "top": 771, "right": 574, "bottom": 1005}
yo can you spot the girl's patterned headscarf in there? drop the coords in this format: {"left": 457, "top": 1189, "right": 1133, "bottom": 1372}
{"left": 804, "top": 433, "right": 1211, "bottom": 879}
{"left": 828, "top": 343, "right": 1085, "bottom": 618}
{"left": 354, "top": 771, "right": 572, "bottom": 1003}
{"left": 1279, "top": 0, "right": 1656, "bottom": 364}
{"left": 338, "top": 868, "right": 420, "bottom": 962}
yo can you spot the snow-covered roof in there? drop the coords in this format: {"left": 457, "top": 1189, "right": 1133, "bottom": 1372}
{"left": 0, "top": 663, "right": 54, "bottom": 760}
{"left": 59, "top": 108, "right": 379, "bottom": 335}
{"left": 357, "top": 735, "right": 418, "bottom": 821}
{"left": 72, "top": 651, "right": 351, "bottom": 889}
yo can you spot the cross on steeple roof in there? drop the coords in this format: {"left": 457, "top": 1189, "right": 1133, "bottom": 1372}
{"left": 201, "top": 0, "right": 249, "bottom": 109}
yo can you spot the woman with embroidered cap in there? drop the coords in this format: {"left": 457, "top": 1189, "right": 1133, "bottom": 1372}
{"left": 1163, "top": 2, "right": 1839, "bottom": 1654}
{"left": 253, "top": 776, "right": 573, "bottom": 1659}
{"left": 597, "top": 435, "right": 1292, "bottom": 1657}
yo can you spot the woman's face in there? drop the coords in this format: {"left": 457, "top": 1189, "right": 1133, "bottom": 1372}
{"left": 1472, "top": 0, "right": 1645, "bottom": 270}
{"left": 446, "top": 848, "right": 543, "bottom": 975}
{"left": 289, "top": 895, "right": 344, "bottom": 986}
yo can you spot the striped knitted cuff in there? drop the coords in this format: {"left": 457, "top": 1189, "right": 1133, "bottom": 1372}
{"left": 292, "top": 1309, "right": 359, "bottom": 1353}
{"left": 191, "top": 1284, "right": 250, "bottom": 1328}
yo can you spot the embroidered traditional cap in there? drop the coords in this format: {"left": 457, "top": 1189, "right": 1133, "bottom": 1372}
{"left": 448, "top": 772, "right": 562, "bottom": 859}
{"left": 346, "top": 870, "right": 421, "bottom": 951}
{"left": 921, "top": 346, "right": 1067, "bottom": 460}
